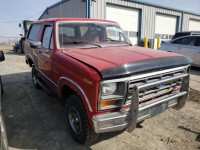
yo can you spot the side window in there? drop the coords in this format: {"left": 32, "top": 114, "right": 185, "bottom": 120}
{"left": 28, "top": 24, "right": 41, "bottom": 40}
{"left": 196, "top": 37, "right": 200, "bottom": 46}
{"left": 42, "top": 26, "right": 53, "bottom": 49}
{"left": 50, "top": 34, "right": 54, "bottom": 49}
{"left": 181, "top": 37, "right": 196, "bottom": 46}
{"left": 172, "top": 39, "right": 182, "bottom": 44}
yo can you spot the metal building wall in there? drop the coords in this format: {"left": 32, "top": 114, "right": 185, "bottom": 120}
{"left": 91, "top": 0, "right": 183, "bottom": 40}
{"left": 182, "top": 13, "right": 200, "bottom": 31}
{"left": 40, "top": 0, "right": 86, "bottom": 20}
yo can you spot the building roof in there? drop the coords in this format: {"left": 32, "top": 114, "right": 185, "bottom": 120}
{"left": 38, "top": 0, "right": 200, "bottom": 20}
{"left": 128, "top": 0, "right": 200, "bottom": 16}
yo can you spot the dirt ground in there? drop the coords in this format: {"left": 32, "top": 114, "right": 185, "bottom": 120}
{"left": 0, "top": 50, "right": 199, "bottom": 150}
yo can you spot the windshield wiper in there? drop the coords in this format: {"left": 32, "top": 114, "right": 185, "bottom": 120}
{"left": 103, "top": 38, "right": 120, "bottom": 42}
{"left": 71, "top": 41, "right": 101, "bottom": 48}
{"left": 102, "top": 38, "right": 132, "bottom": 46}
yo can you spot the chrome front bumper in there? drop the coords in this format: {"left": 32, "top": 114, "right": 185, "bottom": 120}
{"left": 92, "top": 91, "right": 187, "bottom": 133}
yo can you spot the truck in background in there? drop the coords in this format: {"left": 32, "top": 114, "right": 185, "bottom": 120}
{"left": 14, "top": 20, "right": 34, "bottom": 53}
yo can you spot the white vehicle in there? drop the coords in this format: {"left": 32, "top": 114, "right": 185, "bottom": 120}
{"left": 160, "top": 35, "right": 200, "bottom": 67}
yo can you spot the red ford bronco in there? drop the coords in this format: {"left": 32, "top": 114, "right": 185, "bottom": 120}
{"left": 24, "top": 18, "right": 192, "bottom": 144}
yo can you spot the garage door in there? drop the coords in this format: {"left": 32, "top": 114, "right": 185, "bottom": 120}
{"left": 189, "top": 19, "right": 200, "bottom": 31}
{"left": 154, "top": 14, "right": 177, "bottom": 49}
{"left": 106, "top": 5, "right": 139, "bottom": 46}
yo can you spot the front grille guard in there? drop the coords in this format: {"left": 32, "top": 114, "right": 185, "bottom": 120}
{"left": 126, "top": 74, "right": 189, "bottom": 132}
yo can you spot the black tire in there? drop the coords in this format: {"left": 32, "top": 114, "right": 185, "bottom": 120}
{"left": 66, "top": 95, "right": 99, "bottom": 144}
{"left": 32, "top": 65, "right": 41, "bottom": 89}
{"left": 0, "top": 77, "right": 4, "bottom": 95}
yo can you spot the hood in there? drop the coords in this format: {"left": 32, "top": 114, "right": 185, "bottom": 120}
{"left": 62, "top": 46, "right": 193, "bottom": 79}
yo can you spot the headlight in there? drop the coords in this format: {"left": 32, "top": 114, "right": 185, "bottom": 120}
{"left": 102, "top": 83, "right": 117, "bottom": 95}
{"left": 98, "top": 82, "right": 126, "bottom": 110}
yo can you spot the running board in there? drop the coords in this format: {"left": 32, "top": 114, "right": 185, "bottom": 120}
{"left": 36, "top": 78, "right": 58, "bottom": 97}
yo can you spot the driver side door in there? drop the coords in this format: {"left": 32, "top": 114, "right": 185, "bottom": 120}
{"left": 38, "top": 23, "right": 55, "bottom": 85}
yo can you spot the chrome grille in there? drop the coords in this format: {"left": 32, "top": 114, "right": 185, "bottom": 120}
{"left": 126, "top": 68, "right": 187, "bottom": 104}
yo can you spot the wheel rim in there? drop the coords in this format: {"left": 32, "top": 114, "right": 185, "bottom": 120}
{"left": 68, "top": 106, "right": 81, "bottom": 134}
{"left": 32, "top": 68, "right": 37, "bottom": 85}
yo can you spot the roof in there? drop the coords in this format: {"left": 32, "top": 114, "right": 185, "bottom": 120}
{"left": 38, "top": 0, "right": 69, "bottom": 20}
{"left": 38, "top": 0, "right": 200, "bottom": 20}
{"left": 33, "top": 18, "right": 117, "bottom": 24}
{"left": 128, "top": 0, "right": 200, "bottom": 16}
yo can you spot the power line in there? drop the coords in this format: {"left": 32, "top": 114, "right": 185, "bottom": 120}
{"left": 0, "top": 10, "right": 44, "bottom": 23}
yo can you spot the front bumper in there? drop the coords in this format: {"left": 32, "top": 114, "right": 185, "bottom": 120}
{"left": 92, "top": 91, "right": 187, "bottom": 133}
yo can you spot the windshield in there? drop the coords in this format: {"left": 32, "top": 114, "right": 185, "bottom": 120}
{"left": 57, "top": 22, "right": 131, "bottom": 49}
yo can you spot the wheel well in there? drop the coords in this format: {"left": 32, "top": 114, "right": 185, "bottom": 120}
{"left": 28, "top": 58, "right": 33, "bottom": 67}
{"left": 61, "top": 85, "right": 77, "bottom": 100}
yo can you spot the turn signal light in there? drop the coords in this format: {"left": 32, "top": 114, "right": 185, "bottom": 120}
{"left": 101, "top": 100, "right": 117, "bottom": 108}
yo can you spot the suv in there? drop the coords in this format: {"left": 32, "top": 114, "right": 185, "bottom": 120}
{"left": 24, "top": 18, "right": 192, "bottom": 144}
{"left": 0, "top": 51, "right": 8, "bottom": 150}
{"left": 172, "top": 31, "right": 200, "bottom": 39}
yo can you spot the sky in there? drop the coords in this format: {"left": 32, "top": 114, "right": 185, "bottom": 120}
{"left": 0, "top": 0, "right": 200, "bottom": 43}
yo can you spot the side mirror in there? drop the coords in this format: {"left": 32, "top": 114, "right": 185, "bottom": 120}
{"left": 20, "top": 34, "right": 23, "bottom": 36}
{"left": 19, "top": 23, "right": 21, "bottom": 27}
{"left": 30, "top": 41, "right": 41, "bottom": 49}
{"left": 0, "top": 51, "right": 5, "bottom": 62}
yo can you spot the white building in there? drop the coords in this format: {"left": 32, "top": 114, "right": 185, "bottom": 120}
{"left": 39, "top": 0, "right": 200, "bottom": 48}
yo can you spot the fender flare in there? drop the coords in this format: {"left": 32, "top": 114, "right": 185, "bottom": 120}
{"left": 58, "top": 77, "right": 93, "bottom": 112}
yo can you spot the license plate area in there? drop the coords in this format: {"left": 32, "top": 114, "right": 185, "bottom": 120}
{"left": 149, "top": 103, "right": 167, "bottom": 117}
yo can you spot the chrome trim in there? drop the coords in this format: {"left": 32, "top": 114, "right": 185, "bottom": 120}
{"left": 139, "top": 91, "right": 187, "bottom": 112}
{"left": 97, "top": 65, "right": 189, "bottom": 111}
{"left": 102, "top": 65, "right": 189, "bottom": 84}
{"left": 35, "top": 67, "right": 58, "bottom": 89}
{"left": 26, "top": 54, "right": 34, "bottom": 64}
{"left": 98, "top": 81, "right": 128, "bottom": 110}
{"left": 92, "top": 91, "right": 187, "bottom": 133}
{"left": 59, "top": 77, "right": 93, "bottom": 112}
{"left": 33, "top": 50, "right": 38, "bottom": 57}
{"left": 137, "top": 73, "right": 188, "bottom": 90}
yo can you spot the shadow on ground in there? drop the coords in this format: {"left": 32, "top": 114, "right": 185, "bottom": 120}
{"left": 1, "top": 72, "right": 123, "bottom": 150}
{"left": 4, "top": 51, "right": 24, "bottom": 56}
{"left": 190, "top": 66, "right": 200, "bottom": 76}
{"left": 178, "top": 126, "right": 200, "bottom": 142}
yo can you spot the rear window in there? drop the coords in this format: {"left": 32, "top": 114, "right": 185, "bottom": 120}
{"left": 172, "top": 37, "right": 197, "bottom": 46}
{"left": 172, "top": 33, "right": 190, "bottom": 39}
{"left": 28, "top": 24, "right": 42, "bottom": 40}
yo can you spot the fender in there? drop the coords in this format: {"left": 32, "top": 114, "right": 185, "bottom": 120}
{"left": 58, "top": 77, "right": 93, "bottom": 113}
{"left": 26, "top": 54, "right": 34, "bottom": 65}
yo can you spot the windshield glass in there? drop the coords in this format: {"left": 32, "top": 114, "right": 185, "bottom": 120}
{"left": 57, "top": 22, "right": 131, "bottom": 49}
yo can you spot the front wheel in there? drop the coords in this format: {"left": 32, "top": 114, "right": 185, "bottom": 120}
{"left": 66, "top": 95, "right": 99, "bottom": 144}
{"left": 32, "top": 65, "right": 40, "bottom": 89}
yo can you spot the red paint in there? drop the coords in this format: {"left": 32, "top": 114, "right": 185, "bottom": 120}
{"left": 24, "top": 18, "right": 181, "bottom": 126}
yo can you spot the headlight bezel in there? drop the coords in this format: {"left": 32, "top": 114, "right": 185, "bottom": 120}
{"left": 98, "top": 80, "right": 127, "bottom": 110}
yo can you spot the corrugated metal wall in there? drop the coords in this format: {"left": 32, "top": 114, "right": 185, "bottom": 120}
{"left": 40, "top": 0, "right": 86, "bottom": 20}
{"left": 39, "top": 0, "right": 200, "bottom": 41}
{"left": 182, "top": 13, "right": 200, "bottom": 31}
{"left": 91, "top": 0, "right": 183, "bottom": 40}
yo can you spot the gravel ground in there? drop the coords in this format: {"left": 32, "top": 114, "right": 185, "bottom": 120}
{"left": 0, "top": 50, "right": 199, "bottom": 150}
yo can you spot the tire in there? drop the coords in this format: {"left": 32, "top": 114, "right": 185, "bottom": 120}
{"left": 32, "top": 65, "right": 41, "bottom": 89}
{"left": 66, "top": 95, "right": 99, "bottom": 144}
{"left": 0, "top": 77, "right": 4, "bottom": 95}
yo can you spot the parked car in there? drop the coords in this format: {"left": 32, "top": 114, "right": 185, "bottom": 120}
{"left": 160, "top": 35, "right": 200, "bottom": 67}
{"left": 24, "top": 18, "right": 192, "bottom": 144}
{"left": 172, "top": 31, "right": 200, "bottom": 39}
{"left": 0, "top": 51, "right": 8, "bottom": 150}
